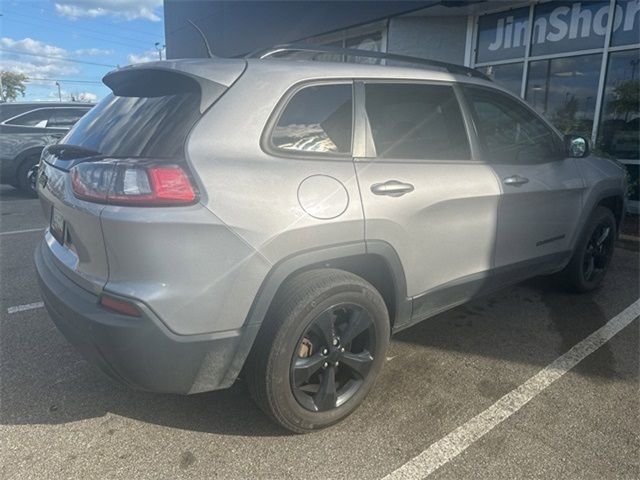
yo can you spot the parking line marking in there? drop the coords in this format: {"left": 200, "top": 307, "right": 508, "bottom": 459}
{"left": 7, "top": 302, "right": 44, "bottom": 314}
{"left": 0, "top": 227, "right": 44, "bottom": 236}
{"left": 382, "top": 298, "right": 640, "bottom": 480}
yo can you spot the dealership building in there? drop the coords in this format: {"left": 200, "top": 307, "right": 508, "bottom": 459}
{"left": 165, "top": 1, "right": 639, "bottom": 211}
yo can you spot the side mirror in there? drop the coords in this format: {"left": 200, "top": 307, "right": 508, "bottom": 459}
{"left": 564, "top": 134, "right": 590, "bottom": 158}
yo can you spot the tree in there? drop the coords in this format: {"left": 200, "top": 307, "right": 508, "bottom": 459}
{"left": 0, "top": 71, "right": 28, "bottom": 102}
{"left": 609, "top": 80, "right": 640, "bottom": 122}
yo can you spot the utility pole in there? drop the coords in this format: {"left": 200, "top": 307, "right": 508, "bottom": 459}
{"left": 55, "top": 81, "right": 62, "bottom": 102}
{"left": 0, "top": 15, "right": 5, "bottom": 102}
{"left": 0, "top": 73, "right": 5, "bottom": 103}
{"left": 154, "top": 42, "right": 165, "bottom": 60}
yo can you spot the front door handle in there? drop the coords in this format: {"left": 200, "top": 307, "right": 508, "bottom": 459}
{"left": 371, "top": 180, "right": 414, "bottom": 197}
{"left": 503, "top": 175, "right": 529, "bottom": 186}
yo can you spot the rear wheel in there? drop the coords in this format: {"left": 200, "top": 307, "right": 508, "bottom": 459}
{"left": 246, "top": 269, "right": 389, "bottom": 433}
{"left": 557, "top": 207, "right": 616, "bottom": 292}
{"left": 17, "top": 154, "right": 40, "bottom": 198}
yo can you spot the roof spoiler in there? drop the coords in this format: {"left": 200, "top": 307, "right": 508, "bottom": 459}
{"left": 102, "top": 60, "right": 247, "bottom": 113}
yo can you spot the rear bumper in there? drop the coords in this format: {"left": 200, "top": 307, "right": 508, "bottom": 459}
{"left": 35, "top": 239, "right": 250, "bottom": 394}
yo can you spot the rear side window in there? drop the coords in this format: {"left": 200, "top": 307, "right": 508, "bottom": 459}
{"left": 48, "top": 108, "right": 89, "bottom": 128}
{"left": 365, "top": 83, "right": 471, "bottom": 160}
{"left": 5, "top": 108, "right": 52, "bottom": 127}
{"left": 271, "top": 83, "right": 353, "bottom": 155}
{"left": 463, "top": 85, "right": 562, "bottom": 164}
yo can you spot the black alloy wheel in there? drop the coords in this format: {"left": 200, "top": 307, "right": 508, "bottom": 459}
{"left": 291, "top": 303, "right": 376, "bottom": 412}
{"left": 582, "top": 222, "right": 613, "bottom": 283}
{"left": 245, "top": 268, "right": 389, "bottom": 433}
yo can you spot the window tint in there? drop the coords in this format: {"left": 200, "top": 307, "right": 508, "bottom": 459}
{"left": 48, "top": 108, "right": 89, "bottom": 128}
{"left": 464, "top": 86, "right": 562, "bottom": 164}
{"left": 5, "top": 108, "right": 52, "bottom": 127}
{"left": 365, "top": 83, "right": 470, "bottom": 160}
{"left": 63, "top": 92, "right": 201, "bottom": 158}
{"left": 272, "top": 84, "right": 353, "bottom": 155}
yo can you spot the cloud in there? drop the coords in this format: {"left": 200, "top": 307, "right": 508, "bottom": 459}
{"left": 127, "top": 50, "right": 159, "bottom": 64}
{"left": 1, "top": 37, "right": 80, "bottom": 77}
{"left": 54, "top": 0, "right": 162, "bottom": 22}
{"left": 74, "top": 48, "right": 114, "bottom": 56}
{"left": 2, "top": 37, "right": 67, "bottom": 58}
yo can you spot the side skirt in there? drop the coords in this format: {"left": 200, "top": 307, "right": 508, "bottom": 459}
{"left": 393, "top": 251, "right": 572, "bottom": 334}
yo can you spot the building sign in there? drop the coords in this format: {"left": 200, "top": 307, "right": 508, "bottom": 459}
{"left": 477, "top": 0, "right": 640, "bottom": 63}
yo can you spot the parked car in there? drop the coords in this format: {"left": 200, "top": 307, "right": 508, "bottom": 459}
{"left": 35, "top": 49, "right": 626, "bottom": 433}
{"left": 0, "top": 102, "right": 93, "bottom": 196}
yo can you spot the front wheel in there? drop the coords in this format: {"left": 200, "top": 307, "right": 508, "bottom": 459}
{"left": 556, "top": 206, "right": 617, "bottom": 293}
{"left": 17, "top": 155, "right": 40, "bottom": 198}
{"left": 245, "top": 269, "right": 390, "bottom": 433}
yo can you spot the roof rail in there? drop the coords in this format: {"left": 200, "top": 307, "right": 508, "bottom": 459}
{"left": 246, "top": 44, "right": 491, "bottom": 81}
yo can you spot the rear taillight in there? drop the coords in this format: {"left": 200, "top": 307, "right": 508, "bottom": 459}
{"left": 71, "top": 160, "right": 197, "bottom": 206}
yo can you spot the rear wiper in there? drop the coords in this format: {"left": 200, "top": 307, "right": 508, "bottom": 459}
{"left": 44, "top": 143, "right": 102, "bottom": 160}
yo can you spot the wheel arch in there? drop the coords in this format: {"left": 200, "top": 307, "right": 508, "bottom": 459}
{"left": 596, "top": 194, "right": 625, "bottom": 233}
{"left": 15, "top": 146, "right": 45, "bottom": 176}
{"left": 221, "top": 241, "right": 410, "bottom": 387}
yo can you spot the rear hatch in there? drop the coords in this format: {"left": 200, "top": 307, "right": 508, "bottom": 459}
{"left": 37, "top": 59, "right": 246, "bottom": 294}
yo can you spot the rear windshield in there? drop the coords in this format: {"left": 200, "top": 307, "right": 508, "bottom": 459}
{"left": 63, "top": 92, "right": 201, "bottom": 158}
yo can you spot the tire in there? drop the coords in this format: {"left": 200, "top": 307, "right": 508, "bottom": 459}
{"left": 245, "top": 268, "right": 390, "bottom": 433}
{"left": 556, "top": 206, "right": 617, "bottom": 293}
{"left": 17, "top": 154, "right": 40, "bottom": 198}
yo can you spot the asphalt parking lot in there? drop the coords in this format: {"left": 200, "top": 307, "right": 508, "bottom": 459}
{"left": 1, "top": 184, "right": 638, "bottom": 480}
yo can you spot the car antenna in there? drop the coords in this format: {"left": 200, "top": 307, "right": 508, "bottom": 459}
{"left": 187, "top": 19, "right": 214, "bottom": 59}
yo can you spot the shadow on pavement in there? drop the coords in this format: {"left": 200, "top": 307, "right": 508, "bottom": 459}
{"left": 1, "top": 249, "right": 637, "bottom": 434}
{"left": 0, "top": 185, "right": 36, "bottom": 202}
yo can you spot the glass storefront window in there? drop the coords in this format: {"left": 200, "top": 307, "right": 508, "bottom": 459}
{"left": 345, "top": 31, "right": 383, "bottom": 64}
{"left": 597, "top": 49, "right": 640, "bottom": 161}
{"left": 611, "top": 0, "right": 640, "bottom": 46}
{"left": 530, "top": 1, "right": 609, "bottom": 56}
{"left": 477, "top": 63, "right": 524, "bottom": 96}
{"left": 526, "top": 54, "right": 601, "bottom": 137}
{"left": 476, "top": 7, "right": 530, "bottom": 64}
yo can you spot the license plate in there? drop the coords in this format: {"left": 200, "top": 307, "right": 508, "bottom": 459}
{"left": 50, "top": 207, "right": 65, "bottom": 245}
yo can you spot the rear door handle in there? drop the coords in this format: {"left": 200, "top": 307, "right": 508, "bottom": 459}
{"left": 371, "top": 180, "right": 414, "bottom": 197}
{"left": 503, "top": 175, "right": 529, "bottom": 186}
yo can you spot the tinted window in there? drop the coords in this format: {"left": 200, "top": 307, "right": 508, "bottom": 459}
{"left": 63, "top": 92, "right": 200, "bottom": 158}
{"left": 464, "top": 86, "right": 562, "bottom": 164}
{"left": 365, "top": 83, "right": 470, "bottom": 160}
{"left": 48, "top": 108, "right": 89, "bottom": 128}
{"left": 272, "top": 84, "right": 353, "bottom": 155}
{"left": 5, "top": 108, "right": 52, "bottom": 127}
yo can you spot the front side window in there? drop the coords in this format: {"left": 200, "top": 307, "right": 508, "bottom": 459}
{"left": 271, "top": 84, "right": 353, "bottom": 155}
{"left": 5, "top": 108, "right": 52, "bottom": 127}
{"left": 464, "top": 86, "right": 562, "bottom": 164}
{"left": 365, "top": 83, "right": 471, "bottom": 160}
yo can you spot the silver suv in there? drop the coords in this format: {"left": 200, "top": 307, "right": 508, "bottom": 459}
{"left": 35, "top": 48, "right": 627, "bottom": 433}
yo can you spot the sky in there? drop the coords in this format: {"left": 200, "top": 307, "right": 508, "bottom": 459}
{"left": 1, "top": 0, "right": 165, "bottom": 102}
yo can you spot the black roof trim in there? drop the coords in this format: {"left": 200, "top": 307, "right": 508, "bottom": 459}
{"left": 246, "top": 44, "right": 491, "bottom": 81}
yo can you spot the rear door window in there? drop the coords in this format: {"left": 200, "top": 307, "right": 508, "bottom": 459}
{"left": 5, "top": 108, "right": 52, "bottom": 127}
{"left": 271, "top": 83, "right": 353, "bottom": 155}
{"left": 365, "top": 83, "right": 471, "bottom": 160}
{"left": 48, "top": 108, "right": 90, "bottom": 128}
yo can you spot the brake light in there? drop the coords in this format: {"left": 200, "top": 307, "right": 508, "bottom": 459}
{"left": 71, "top": 160, "right": 197, "bottom": 206}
